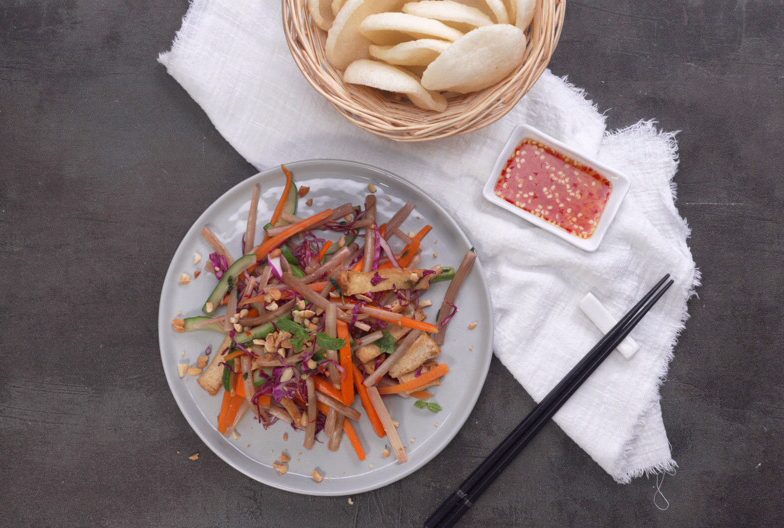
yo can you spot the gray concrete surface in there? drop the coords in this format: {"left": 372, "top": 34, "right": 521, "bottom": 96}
{"left": 1, "top": 1, "right": 782, "bottom": 526}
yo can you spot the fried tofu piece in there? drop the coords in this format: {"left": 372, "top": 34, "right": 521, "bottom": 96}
{"left": 337, "top": 268, "right": 424, "bottom": 296}
{"left": 198, "top": 338, "right": 230, "bottom": 395}
{"left": 389, "top": 334, "right": 440, "bottom": 378}
{"left": 356, "top": 343, "right": 383, "bottom": 364}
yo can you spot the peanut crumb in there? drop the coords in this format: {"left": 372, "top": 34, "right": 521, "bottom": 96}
{"left": 178, "top": 273, "right": 191, "bottom": 285}
{"left": 299, "top": 185, "right": 310, "bottom": 197}
{"left": 306, "top": 198, "right": 313, "bottom": 207}
{"left": 265, "top": 302, "right": 279, "bottom": 312}
{"left": 193, "top": 252, "right": 202, "bottom": 265}
{"left": 283, "top": 432, "right": 289, "bottom": 441}
{"left": 391, "top": 420, "right": 400, "bottom": 428}
{"left": 205, "top": 302, "right": 214, "bottom": 313}
{"left": 420, "top": 299, "right": 432, "bottom": 308}
{"left": 197, "top": 355, "right": 208, "bottom": 368}
{"left": 233, "top": 323, "right": 243, "bottom": 332}
{"left": 468, "top": 321, "right": 478, "bottom": 330}
{"left": 231, "top": 430, "right": 241, "bottom": 440}
{"left": 273, "top": 461, "right": 288, "bottom": 475}
{"left": 194, "top": 270, "right": 201, "bottom": 279}
{"left": 311, "top": 468, "right": 324, "bottom": 483}
{"left": 177, "top": 364, "right": 188, "bottom": 378}
{"left": 188, "top": 452, "right": 200, "bottom": 461}
{"left": 186, "top": 367, "right": 202, "bottom": 376}
{"left": 367, "top": 183, "right": 377, "bottom": 193}
{"left": 382, "top": 448, "right": 391, "bottom": 458}
{"left": 347, "top": 497, "right": 354, "bottom": 505}
{"left": 279, "top": 451, "right": 291, "bottom": 463}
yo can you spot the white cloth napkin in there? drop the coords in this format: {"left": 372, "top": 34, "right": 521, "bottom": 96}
{"left": 159, "top": 0, "right": 699, "bottom": 483}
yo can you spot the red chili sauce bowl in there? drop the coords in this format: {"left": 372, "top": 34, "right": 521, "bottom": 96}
{"left": 484, "top": 125, "right": 630, "bottom": 251}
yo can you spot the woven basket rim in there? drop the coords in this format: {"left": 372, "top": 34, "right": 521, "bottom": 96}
{"left": 282, "top": 0, "right": 566, "bottom": 142}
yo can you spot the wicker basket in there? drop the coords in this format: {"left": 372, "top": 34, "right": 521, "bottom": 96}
{"left": 282, "top": 0, "right": 565, "bottom": 142}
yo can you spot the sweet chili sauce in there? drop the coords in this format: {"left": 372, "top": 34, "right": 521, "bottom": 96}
{"left": 494, "top": 139, "right": 612, "bottom": 239}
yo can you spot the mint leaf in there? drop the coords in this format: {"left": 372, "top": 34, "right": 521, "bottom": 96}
{"left": 316, "top": 333, "right": 346, "bottom": 350}
{"left": 376, "top": 331, "right": 397, "bottom": 354}
{"left": 414, "top": 400, "right": 442, "bottom": 413}
{"left": 276, "top": 318, "right": 310, "bottom": 352}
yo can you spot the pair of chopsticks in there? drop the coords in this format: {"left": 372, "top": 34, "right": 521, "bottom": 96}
{"left": 424, "top": 274, "right": 675, "bottom": 528}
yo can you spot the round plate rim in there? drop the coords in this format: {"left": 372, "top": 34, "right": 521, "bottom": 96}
{"left": 157, "top": 159, "right": 494, "bottom": 496}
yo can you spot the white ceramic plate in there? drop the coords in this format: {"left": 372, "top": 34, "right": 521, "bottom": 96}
{"left": 158, "top": 159, "right": 493, "bottom": 496}
{"left": 483, "top": 124, "right": 630, "bottom": 252}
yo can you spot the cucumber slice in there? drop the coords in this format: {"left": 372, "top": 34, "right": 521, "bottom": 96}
{"left": 291, "top": 264, "right": 306, "bottom": 278}
{"left": 234, "top": 314, "right": 292, "bottom": 344}
{"left": 202, "top": 253, "right": 256, "bottom": 315}
{"left": 431, "top": 266, "right": 456, "bottom": 283}
{"left": 272, "top": 183, "right": 298, "bottom": 227}
{"left": 180, "top": 316, "right": 223, "bottom": 333}
{"left": 280, "top": 245, "right": 299, "bottom": 266}
{"left": 234, "top": 322, "right": 275, "bottom": 345}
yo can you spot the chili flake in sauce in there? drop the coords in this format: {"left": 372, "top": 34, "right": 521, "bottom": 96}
{"left": 494, "top": 139, "right": 612, "bottom": 239}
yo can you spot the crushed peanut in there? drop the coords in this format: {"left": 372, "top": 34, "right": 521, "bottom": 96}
{"left": 311, "top": 468, "right": 324, "bottom": 483}
{"left": 338, "top": 236, "right": 346, "bottom": 247}
{"left": 306, "top": 198, "right": 313, "bottom": 207}
{"left": 298, "top": 185, "right": 310, "bottom": 197}
{"left": 420, "top": 299, "right": 432, "bottom": 308}
{"left": 178, "top": 273, "right": 191, "bottom": 285}
{"left": 233, "top": 323, "right": 243, "bottom": 332}
{"left": 193, "top": 252, "right": 202, "bottom": 265}
{"left": 265, "top": 302, "right": 279, "bottom": 312}
{"left": 188, "top": 452, "right": 200, "bottom": 461}
{"left": 193, "top": 270, "right": 201, "bottom": 279}
{"left": 279, "top": 451, "right": 291, "bottom": 463}
{"left": 279, "top": 367, "right": 294, "bottom": 383}
{"left": 269, "top": 288, "right": 282, "bottom": 301}
{"left": 307, "top": 359, "right": 318, "bottom": 369}
{"left": 367, "top": 183, "right": 378, "bottom": 193}
{"left": 272, "top": 461, "right": 288, "bottom": 475}
{"left": 197, "top": 355, "right": 208, "bottom": 368}
{"left": 187, "top": 367, "right": 202, "bottom": 376}
{"left": 231, "top": 430, "right": 241, "bottom": 440}
{"left": 177, "top": 364, "right": 188, "bottom": 378}
{"left": 283, "top": 432, "right": 289, "bottom": 441}
{"left": 347, "top": 497, "right": 354, "bottom": 505}
{"left": 205, "top": 302, "right": 214, "bottom": 313}
{"left": 296, "top": 299, "right": 307, "bottom": 310}
{"left": 468, "top": 321, "right": 478, "bottom": 330}
{"left": 238, "top": 308, "right": 249, "bottom": 318}
{"left": 382, "top": 448, "right": 391, "bottom": 458}
{"left": 253, "top": 339, "right": 265, "bottom": 346}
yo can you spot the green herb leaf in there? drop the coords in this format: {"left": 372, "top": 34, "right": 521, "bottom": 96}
{"left": 313, "top": 351, "right": 326, "bottom": 362}
{"left": 316, "top": 333, "right": 346, "bottom": 351}
{"left": 376, "top": 331, "right": 397, "bottom": 354}
{"left": 222, "top": 359, "right": 235, "bottom": 392}
{"left": 253, "top": 378, "right": 267, "bottom": 387}
{"left": 414, "top": 400, "right": 442, "bottom": 413}
{"left": 276, "top": 318, "right": 310, "bottom": 352}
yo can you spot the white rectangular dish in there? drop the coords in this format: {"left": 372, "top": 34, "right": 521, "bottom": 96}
{"left": 483, "top": 125, "right": 630, "bottom": 252}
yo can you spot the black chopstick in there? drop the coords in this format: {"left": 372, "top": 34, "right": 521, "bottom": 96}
{"left": 424, "top": 274, "right": 674, "bottom": 528}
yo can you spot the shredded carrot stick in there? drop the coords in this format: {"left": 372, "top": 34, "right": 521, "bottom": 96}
{"left": 352, "top": 258, "right": 364, "bottom": 272}
{"left": 253, "top": 209, "right": 334, "bottom": 261}
{"left": 235, "top": 371, "right": 247, "bottom": 399}
{"left": 342, "top": 420, "right": 366, "bottom": 461}
{"left": 218, "top": 394, "right": 245, "bottom": 434}
{"left": 360, "top": 307, "right": 439, "bottom": 334}
{"left": 217, "top": 390, "right": 232, "bottom": 431}
{"left": 317, "top": 240, "right": 333, "bottom": 262}
{"left": 223, "top": 351, "right": 244, "bottom": 362}
{"left": 352, "top": 364, "right": 385, "bottom": 438}
{"left": 337, "top": 321, "right": 354, "bottom": 405}
{"left": 257, "top": 394, "right": 272, "bottom": 408}
{"left": 394, "top": 225, "right": 431, "bottom": 268}
{"left": 314, "top": 376, "right": 344, "bottom": 403}
{"left": 378, "top": 364, "right": 449, "bottom": 395}
{"left": 270, "top": 165, "right": 294, "bottom": 227}
{"left": 246, "top": 308, "right": 260, "bottom": 318}
{"left": 409, "top": 390, "right": 433, "bottom": 400}
{"left": 308, "top": 281, "right": 328, "bottom": 293}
